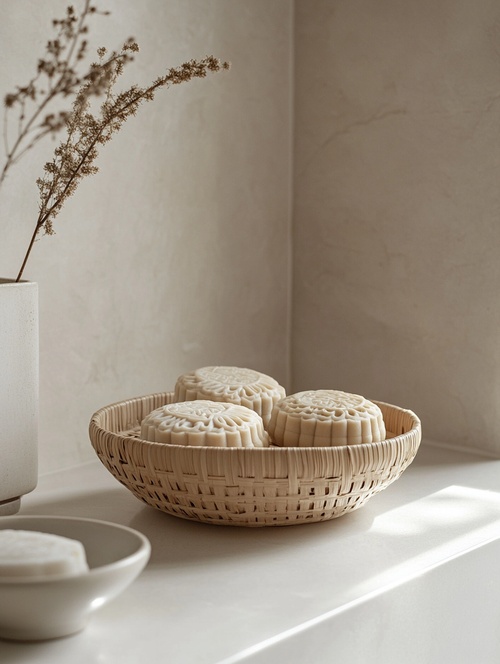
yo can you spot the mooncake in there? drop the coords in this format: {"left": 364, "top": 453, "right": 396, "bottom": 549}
{"left": 141, "top": 399, "right": 269, "bottom": 447}
{"left": 267, "top": 389, "right": 386, "bottom": 447}
{"left": 0, "top": 530, "right": 89, "bottom": 578}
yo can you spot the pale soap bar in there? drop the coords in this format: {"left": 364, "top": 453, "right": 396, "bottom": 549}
{"left": 0, "top": 530, "right": 89, "bottom": 578}
{"left": 141, "top": 400, "right": 269, "bottom": 448}
{"left": 268, "top": 390, "right": 386, "bottom": 447}
{"left": 174, "top": 366, "right": 286, "bottom": 427}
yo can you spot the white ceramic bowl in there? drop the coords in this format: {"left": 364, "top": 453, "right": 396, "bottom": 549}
{"left": 0, "top": 515, "right": 151, "bottom": 641}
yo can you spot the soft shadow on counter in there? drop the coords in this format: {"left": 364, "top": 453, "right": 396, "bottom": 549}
{"left": 0, "top": 642, "right": 41, "bottom": 664}
{"left": 21, "top": 486, "right": 143, "bottom": 521}
{"left": 414, "top": 442, "right": 499, "bottom": 468}
{"left": 22, "top": 484, "right": 377, "bottom": 565}
{"left": 129, "top": 501, "right": 376, "bottom": 567}
{"left": 0, "top": 630, "right": 105, "bottom": 664}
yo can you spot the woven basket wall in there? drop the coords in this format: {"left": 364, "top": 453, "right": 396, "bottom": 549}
{"left": 89, "top": 392, "right": 421, "bottom": 527}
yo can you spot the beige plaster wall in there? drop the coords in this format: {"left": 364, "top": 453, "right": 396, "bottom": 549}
{"left": 293, "top": 0, "right": 500, "bottom": 455}
{"left": 0, "top": 0, "right": 292, "bottom": 472}
{"left": 3, "top": 0, "right": 497, "bottom": 472}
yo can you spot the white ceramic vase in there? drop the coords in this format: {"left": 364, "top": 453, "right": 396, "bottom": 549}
{"left": 0, "top": 279, "right": 38, "bottom": 514}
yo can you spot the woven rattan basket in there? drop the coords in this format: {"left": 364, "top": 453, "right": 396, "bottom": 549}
{"left": 89, "top": 392, "right": 421, "bottom": 527}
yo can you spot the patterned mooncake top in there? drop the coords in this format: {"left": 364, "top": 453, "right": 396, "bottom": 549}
{"left": 278, "top": 390, "right": 376, "bottom": 419}
{"left": 267, "top": 390, "right": 386, "bottom": 447}
{"left": 174, "top": 366, "right": 286, "bottom": 426}
{"left": 141, "top": 400, "right": 269, "bottom": 447}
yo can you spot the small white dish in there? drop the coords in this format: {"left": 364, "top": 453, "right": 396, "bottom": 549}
{"left": 0, "top": 515, "right": 151, "bottom": 641}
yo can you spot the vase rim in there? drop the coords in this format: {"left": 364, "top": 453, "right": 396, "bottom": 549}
{"left": 0, "top": 278, "right": 37, "bottom": 286}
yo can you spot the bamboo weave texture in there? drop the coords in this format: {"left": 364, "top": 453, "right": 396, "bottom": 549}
{"left": 89, "top": 392, "right": 421, "bottom": 527}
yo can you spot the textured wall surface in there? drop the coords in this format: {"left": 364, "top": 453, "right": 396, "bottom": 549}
{"left": 3, "top": 0, "right": 499, "bottom": 473}
{"left": 0, "top": 0, "right": 292, "bottom": 472}
{"left": 294, "top": 0, "right": 500, "bottom": 455}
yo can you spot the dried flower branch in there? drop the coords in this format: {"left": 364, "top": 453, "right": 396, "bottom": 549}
{"left": 1, "top": 1, "right": 112, "bottom": 190}
{"left": 1, "top": 2, "right": 229, "bottom": 281}
{"left": 15, "top": 48, "right": 229, "bottom": 281}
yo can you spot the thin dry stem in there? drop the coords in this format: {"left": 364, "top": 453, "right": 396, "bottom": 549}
{"left": 15, "top": 52, "right": 229, "bottom": 281}
{"left": 1, "top": 2, "right": 230, "bottom": 282}
{"left": 1, "top": 1, "right": 111, "bottom": 189}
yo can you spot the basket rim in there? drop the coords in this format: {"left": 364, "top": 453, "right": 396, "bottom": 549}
{"left": 89, "top": 391, "right": 422, "bottom": 454}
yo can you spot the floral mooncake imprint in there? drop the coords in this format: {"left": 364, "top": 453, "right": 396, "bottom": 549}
{"left": 267, "top": 390, "right": 386, "bottom": 447}
{"left": 174, "top": 366, "right": 286, "bottom": 427}
{"left": 141, "top": 399, "right": 270, "bottom": 447}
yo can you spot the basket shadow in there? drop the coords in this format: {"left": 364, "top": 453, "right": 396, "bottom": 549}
{"left": 128, "top": 501, "right": 377, "bottom": 567}
{"left": 23, "top": 485, "right": 377, "bottom": 567}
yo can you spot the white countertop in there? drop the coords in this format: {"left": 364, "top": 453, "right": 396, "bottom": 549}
{"left": 1, "top": 442, "right": 500, "bottom": 663}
